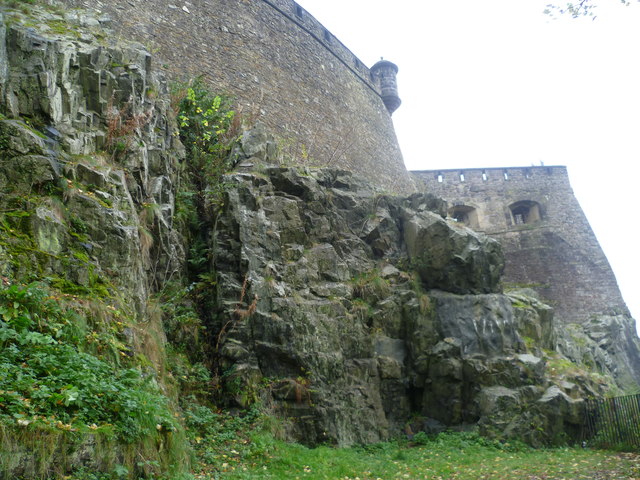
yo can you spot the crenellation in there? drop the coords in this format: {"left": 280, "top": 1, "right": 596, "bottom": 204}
{"left": 423, "top": 165, "right": 569, "bottom": 187}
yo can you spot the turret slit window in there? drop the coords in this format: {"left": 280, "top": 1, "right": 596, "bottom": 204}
{"left": 295, "top": 5, "right": 303, "bottom": 17}
{"left": 323, "top": 29, "right": 331, "bottom": 42}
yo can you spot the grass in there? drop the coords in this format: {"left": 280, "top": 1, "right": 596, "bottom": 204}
{"left": 191, "top": 431, "right": 640, "bottom": 480}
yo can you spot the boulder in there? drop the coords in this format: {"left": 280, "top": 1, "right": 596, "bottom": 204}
{"left": 403, "top": 210, "right": 504, "bottom": 294}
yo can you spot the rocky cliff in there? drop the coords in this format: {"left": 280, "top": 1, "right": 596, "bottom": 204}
{"left": 211, "top": 163, "right": 622, "bottom": 447}
{"left": 0, "top": 4, "right": 186, "bottom": 477}
{"left": 0, "top": 3, "right": 639, "bottom": 478}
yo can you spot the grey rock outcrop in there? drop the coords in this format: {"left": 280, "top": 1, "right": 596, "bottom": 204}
{"left": 0, "top": 8, "right": 184, "bottom": 475}
{"left": 557, "top": 314, "right": 640, "bottom": 391}
{"left": 0, "top": 6, "right": 183, "bottom": 312}
{"left": 211, "top": 165, "right": 615, "bottom": 446}
{"left": 404, "top": 213, "right": 503, "bottom": 294}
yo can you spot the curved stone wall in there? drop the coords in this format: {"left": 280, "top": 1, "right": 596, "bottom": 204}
{"left": 58, "top": 0, "right": 414, "bottom": 194}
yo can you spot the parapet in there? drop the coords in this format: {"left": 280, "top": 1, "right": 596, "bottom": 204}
{"left": 414, "top": 165, "right": 570, "bottom": 187}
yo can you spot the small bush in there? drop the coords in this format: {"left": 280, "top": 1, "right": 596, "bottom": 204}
{"left": 174, "top": 77, "right": 240, "bottom": 209}
{"left": 0, "top": 282, "right": 189, "bottom": 478}
{"left": 0, "top": 282, "right": 178, "bottom": 441}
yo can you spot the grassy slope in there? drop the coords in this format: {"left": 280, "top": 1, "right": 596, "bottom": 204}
{"left": 189, "top": 431, "right": 640, "bottom": 480}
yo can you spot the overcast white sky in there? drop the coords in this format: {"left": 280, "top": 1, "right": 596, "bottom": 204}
{"left": 297, "top": 0, "right": 640, "bottom": 324}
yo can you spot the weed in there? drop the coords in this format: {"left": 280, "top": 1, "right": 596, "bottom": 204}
{"left": 173, "top": 77, "right": 241, "bottom": 209}
{"left": 105, "top": 95, "right": 150, "bottom": 160}
{"left": 0, "top": 282, "right": 189, "bottom": 478}
{"left": 351, "top": 268, "right": 390, "bottom": 303}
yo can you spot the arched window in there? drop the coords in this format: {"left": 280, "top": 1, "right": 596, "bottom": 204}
{"left": 449, "top": 205, "right": 479, "bottom": 229}
{"left": 509, "top": 200, "right": 542, "bottom": 226}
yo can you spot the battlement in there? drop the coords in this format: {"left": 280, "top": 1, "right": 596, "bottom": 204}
{"left": 414, "top": 165, "right": 569, "bottom": 187}
{"left": 57, "top": 0, "right": 412, "bottom": 194}
{"left": 263, "top": 0, "right": 377, "bottom": 91}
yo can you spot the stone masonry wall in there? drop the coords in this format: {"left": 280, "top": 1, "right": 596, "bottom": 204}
{"left": 55, "top": 0, "right": 414, "bottom": 194}
{"left": 412, "top": 166, "right": 628, "bottom": 324}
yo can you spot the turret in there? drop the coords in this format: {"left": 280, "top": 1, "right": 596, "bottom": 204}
{"left": 371, "top": 59, "right": 401, "bottom": 115}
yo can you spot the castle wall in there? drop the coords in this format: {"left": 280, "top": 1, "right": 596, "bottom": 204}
{"left": 58, "top": 0, "right": 414, "bottom": 194}
{"left": 413, "top": 166, "right": 628, "bottom": 324}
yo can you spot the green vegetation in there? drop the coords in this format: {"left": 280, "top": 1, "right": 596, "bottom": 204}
{"left": 174, "top": 77, "right": 240, "bottom": 210}
{"left": 184, "top": 430, "right": 640, "bottom": 480}
{"left": 351, "top": 269, "right": 390, "bottom": 303}
{"left": 0, "top": 282, "right": 189, "bottom": 478}
{"left": 169, "top": 78, "right": 243, "bottom": 317}
{"left": 0, "top": 282, "right": 175, "bottom": 439}
{"left": 542, "top": 349, "right": 616, "bottom": 397}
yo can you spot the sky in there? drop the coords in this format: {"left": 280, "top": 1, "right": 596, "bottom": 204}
{"left": 297, "top": 0, "right": 640, "bottom": 324}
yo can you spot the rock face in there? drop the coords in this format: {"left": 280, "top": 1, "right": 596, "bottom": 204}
{"left": 1, "top": 8, "right": 637, "bottom": 476}
{"left": 212, "top": 165, "right": 616, "bottom": 447}
{"left": 557, "top": 314, "right": 640, "bottom": 391}
{"left": 0, "top": 7, "right": 185, "bottom": 476}
{"left": 0, "top": 7, "right": 183, "bottom": 309}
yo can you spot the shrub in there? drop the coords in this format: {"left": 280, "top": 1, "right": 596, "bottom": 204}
{"left": 174, "top": 78, "right": 240, "bottom": 209}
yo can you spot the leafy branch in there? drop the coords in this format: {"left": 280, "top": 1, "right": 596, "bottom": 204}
{"left": 544, "top": 0, "right": 631, "bottom": 18}
{"left": 175, "top": 78, "right": 241, "bottom": 210}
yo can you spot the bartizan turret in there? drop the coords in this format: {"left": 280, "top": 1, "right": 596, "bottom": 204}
{"left": 371, "top": 59, "right": 401, "bottom": 115}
